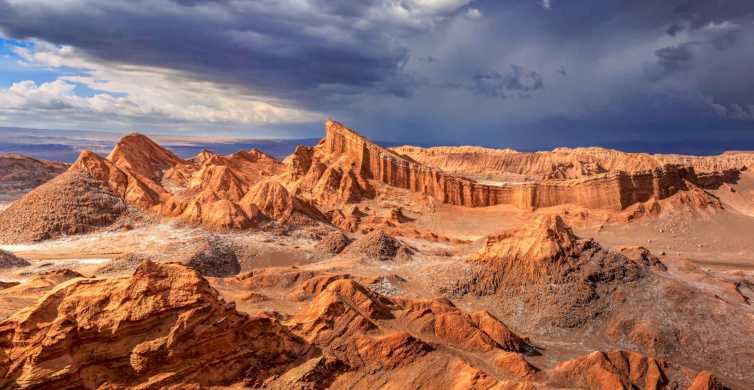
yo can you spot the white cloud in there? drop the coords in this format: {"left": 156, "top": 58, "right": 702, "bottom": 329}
{"left": 465, "top": 8, "right": 482, "bottom": 20}
{"left": 365, "top": 0, "right": 474, "bottom": 28}
{"left": 539, "top": 0, "right": 552, "bottom": 10}
{"left": 4, "top": 41, "right": 322, "bottom": 128}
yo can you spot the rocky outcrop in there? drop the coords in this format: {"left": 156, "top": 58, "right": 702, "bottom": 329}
{"left": 0, "top": 250, "right": 30, "bottom": 268}
{"left": 239, "top": 179, "right": 327, "bottom": 225}
{"left": 0, "top": 169, "right": 128, "bottom": 243}
{"left": 0, "top": 153, "right": 67, "bottom": 198}
{"left": 473, "top": 214, "right": 581, "bottom": 280}
{"left": 393, "top": 144, "right": 754, "bottom": 181}
{"left": 315, "top": 230, "right": 353, "bottom": 254}
{"left": 107, "top": 133, "right": 184, "bottom": 182}
{"left": 467, "top": 215, "right": 651, "bottom": 286}
{"left": 0, "top": 261, "right": 310, "bottom": 389}
{"left": 318, "top": 121, "right": 724, "bottom": 211}
{"left": 0, "top": 258, "right": 740, "bottom": 389}
{"left": 289, "top": 277, "right": 532, "bottom": 355}
{"left": 50, "top": 134, "right": 296, "bottom": 233}
{"left": 547, "top": 350, "right": 732, "bottom": 389}
{"left": 343, "top": 230, "right": 413, "bottom": 261}
{"left": 616, "top": 246, "right": 667, "bottom": 271}
{"left": 179, "top": 236, "right": 241, "bottom": 277}
{"left": 446, "top": 215, "right": 659, "bottom": 329}
{"left": 0, "top": 260, "right": 541, "bottom": 389}
{"left": 283, "top": 129, "right": 374, "bottom": 210}
{"left": 656, "top": 151, "right": 754, "bottom": 174}
{"left": 547, "top": 350, "right": 689, "bottom": 389}
{"left": 689, "top": 371, "right": 733, "bottom": 390}
{"left": 288, "top": 278, "right": 537, "bottom": 382}
{"left": 0, "top": 269, "right": 86, "bottom": 320}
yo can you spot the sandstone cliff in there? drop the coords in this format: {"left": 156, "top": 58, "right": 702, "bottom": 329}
{"left": 313, "top": 120, "right": 722, "bottom": 211}
{"left": 0, "top": 121, "right": 741, "bottom": 240}
{"left": 393, "top": 144, "right": 754, "bottom": 181}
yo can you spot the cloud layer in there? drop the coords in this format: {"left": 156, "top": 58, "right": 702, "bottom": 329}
{"left": 0, "top": 0, "right": 753, "bottom": 148}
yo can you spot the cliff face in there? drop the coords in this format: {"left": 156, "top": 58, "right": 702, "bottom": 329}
{"left": 321, "top": 120, "right": 713, "bottom": 211}
{"left": 393, "top": 144, "right": 754, "bottom": 182}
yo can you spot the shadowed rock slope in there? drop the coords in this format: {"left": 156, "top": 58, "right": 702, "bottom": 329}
{"left": 0, "top": 250, "right": 30, "bottom": 269}
{"left": 447, "top": 215, "right": 754, "bottom": 386}
{"left": 0, "top": 170, "right": 128, "bottom": 243}
{"left": 0, "top": 153, "right": 67, "bottom": 197}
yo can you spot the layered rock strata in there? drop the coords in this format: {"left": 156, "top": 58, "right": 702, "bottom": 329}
{"left": 322, "top": 120, "right": 722, "bottom": 211}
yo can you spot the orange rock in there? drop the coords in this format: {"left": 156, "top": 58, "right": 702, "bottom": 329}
{"left": 0, "top": 261, "right": 310, "bottom": 389}
{"left": 548, "top": 350, "right": 671, "bottom": 389}
{"left": 393, "top": 144, "right": 753, "bottom": 181}
{"left": 240, "top": 178, "right": 326, "bottom": 224}
{"left": 107, "top": 133, "right": 184, "bottom": 182}
{"left": 688, "top": 371, "right": 732, "bottom": 390}
{"left": 317, "top": 120, "right": 720, "bottom": 211}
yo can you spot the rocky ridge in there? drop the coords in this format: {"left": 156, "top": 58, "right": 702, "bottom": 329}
{"left": 393, "top": 144, "right": 753, "bottom": 182}
{"left": 300, "top": 121, "right": 729, "bottom": 211}
{"left": 0, "top": 260, "right": 733, "bottom": 389}
{"left": 0, "top": 153, "right": 67, "bottom": 198}
{"left": 0, "top": 120, "right": 743, "bottom": 241}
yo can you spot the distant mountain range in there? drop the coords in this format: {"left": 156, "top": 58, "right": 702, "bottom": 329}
{"left": 2, "top": 126, "right": 754, "bottom": 163}
{"left": 0, "top": 126, "right": 319, "bottom": 162}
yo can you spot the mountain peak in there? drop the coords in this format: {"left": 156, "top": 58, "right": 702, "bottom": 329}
{"left": 477, "top": 215, "right": 578, "bottom": 265}
{"left": 108, "top": 132, "right": 183, "bottom": 181}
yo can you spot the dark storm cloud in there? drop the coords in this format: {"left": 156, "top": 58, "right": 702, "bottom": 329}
{"left": 651, "top": 42, "right": 697, "bottom": 78}
{"left": 666, "top": 24, "right": 685, "bottom": 37}
{"left": 470, "top": 65, "right": 544, "bottom": 99}
{"left": 1, "top": 0, "right": 754, "bottom": 149}
{"left": 0, "top": 0, "right": 462, "bottom": 107}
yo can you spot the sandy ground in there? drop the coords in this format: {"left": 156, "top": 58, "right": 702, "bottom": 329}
{"left": 0, "top": 221, "right": 328, "bottom": 282}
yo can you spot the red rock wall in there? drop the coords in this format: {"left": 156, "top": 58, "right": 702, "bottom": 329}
{"left": 323, "top": 121, "right": 701, "bottom": 211}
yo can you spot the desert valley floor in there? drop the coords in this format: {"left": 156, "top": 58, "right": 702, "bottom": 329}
{"left": 0, "top": 120, "right": 752, "bottom": 389}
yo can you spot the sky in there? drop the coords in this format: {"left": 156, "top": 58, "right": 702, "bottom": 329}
{"left": 0, "top": 0, "right": 753, "bottom": 151}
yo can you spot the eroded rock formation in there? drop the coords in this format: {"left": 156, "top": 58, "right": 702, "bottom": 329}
{"left": 0, "top": 261, "right": 310, "bottom": 389}
{"left": 0, "top": 153, "right": 67, "bottom": 198}
{"left": 0, "top": 169, "right": 128, "bottom": 243}
{"left": 445, "top": 215, "right": 662, "bottom": 330}
{"left": 313, "top": 120, "right": 726, "bottom": 211}
{"left": 546, "top": 350, "right": 690, "bottom": 389}
{"left": 393, "top": 144, "right": 754, "bottom": 182}
{"left": 0, "top": 120, "right": 743, "bottom": 241}
{"left": 0, "top": 250, "right": 30, "bottom": 269}
{"left": 3, "top": 133, "right": 319, "bottom": 238}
